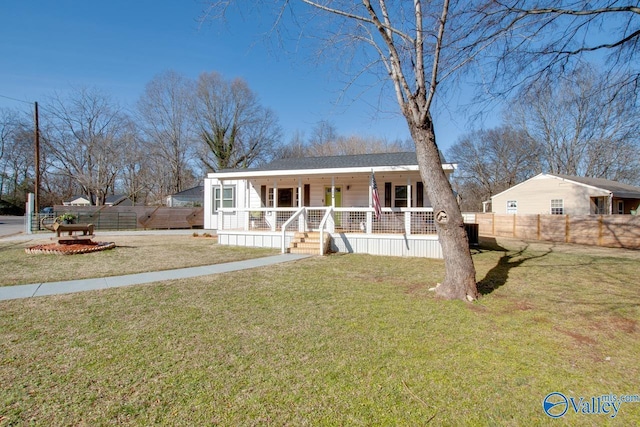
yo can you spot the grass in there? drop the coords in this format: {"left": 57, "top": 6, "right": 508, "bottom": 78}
{"left": 1, "top": 236, "right": 639, "bottom": 425}
{"left": 0, "top": 234, "right": 278, "bottom": 286}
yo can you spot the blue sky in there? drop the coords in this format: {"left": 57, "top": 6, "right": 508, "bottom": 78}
{"left": 0, "top": 1, "right": 478, "bottom": 151}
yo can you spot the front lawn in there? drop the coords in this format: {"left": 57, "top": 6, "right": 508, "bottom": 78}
{"left": 0, "top": 234, "right": 277, "bottom": 286}
{"left": 1, "top": 238, "right": 638, "bottom": 425}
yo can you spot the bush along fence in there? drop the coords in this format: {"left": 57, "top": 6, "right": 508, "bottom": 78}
{"left": 473, "top": 213, "right": 640, "bottom": 249}
{"left": 30, "top": 206, "right": 204, "bottom": 233}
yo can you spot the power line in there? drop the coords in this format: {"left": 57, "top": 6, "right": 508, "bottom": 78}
{"left": 0, "top": 94, "right": 33, "bottom": 105}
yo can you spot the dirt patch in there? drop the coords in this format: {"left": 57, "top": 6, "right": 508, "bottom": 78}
{"left": 404, "top": 282, "right": 431, "bottom": 295}
{"left": 25, "top": 241, "right": 116, "bottom": 255}
{"left": 555, "top": 327, "right": 598, "bottom": 345}
{"left": 610, "top": 316, "right": 638, "bottom": 334}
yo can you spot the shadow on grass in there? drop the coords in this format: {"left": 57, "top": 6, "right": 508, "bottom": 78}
{"left": 476, "top": 238, "right": 552, "bottom": 295}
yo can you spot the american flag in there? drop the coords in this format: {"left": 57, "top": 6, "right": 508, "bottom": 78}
{"left": 371, "top": 172, "right": 382, "bottom": 220}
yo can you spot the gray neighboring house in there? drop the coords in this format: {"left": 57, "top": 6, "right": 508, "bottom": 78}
{"left": 490, "top": 173, "right": 640, "bottom": 215}
{"left": 166, "top": 185, "right": 204, "bottom": 207}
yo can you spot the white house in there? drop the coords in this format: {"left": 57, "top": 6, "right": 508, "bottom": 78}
{"left": 490, "top": 173, "right": 640, "bottom": 215}
{"left": 204, "top": 152, "right": 458, "bottom": 258}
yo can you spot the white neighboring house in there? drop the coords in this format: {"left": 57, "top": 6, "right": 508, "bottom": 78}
{"left": 204, "top": 152, "right": 458, "bottom": 258}
{"left": 490, "top": 173, "right": 640, "bottom": 215}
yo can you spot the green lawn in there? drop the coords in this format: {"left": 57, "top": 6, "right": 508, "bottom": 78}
{"left": 1, "top": 237, "right": 639, "bottom": 425}
{"left": 0, "top": 234, "right": 277, "bottom": 286}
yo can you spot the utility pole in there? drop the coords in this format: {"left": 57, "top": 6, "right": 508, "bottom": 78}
{"left": 34, "top": 101, "right": 40, "bottom": 213}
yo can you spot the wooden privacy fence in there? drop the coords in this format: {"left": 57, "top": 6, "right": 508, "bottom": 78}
{"left": 474, "top": 213, "right": 640, "bottom": 249}
{"left": 47, "top": 206, "right": 204, "bottom": 230}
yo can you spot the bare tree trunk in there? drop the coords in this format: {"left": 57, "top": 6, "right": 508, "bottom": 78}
{"left": 409, "top": 115, "right": 478, "bottom": 301}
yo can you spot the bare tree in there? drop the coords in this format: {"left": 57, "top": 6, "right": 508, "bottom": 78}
{"left": 204, "top": 1, "right": 508, "bottom": 300}
{"left": 42, "top": 87, "right": 131, "bottom": 206}
{"left": 137, "top": 70, "right": 197, "bottom": 195}
{"left": 478, "top": 1, "right": 640, "bottom": 98}
{"left": 0, "top": 112, "right": 34, "bottom": 208}
{"left": 0, "top": 109, "right": 20, "bottom": 198}
{"left": 507, "top": 66, "right": 640, "bottom": 183}
{"left": 194, "top": 72, "right": 282, "bottom": 172}
{"left": 448, "top": 126, "right": 540, "bottom": 210}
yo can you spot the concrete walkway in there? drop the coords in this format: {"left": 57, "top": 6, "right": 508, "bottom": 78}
{"left": 0, "top": 253, "right": 310, "bottom": 302}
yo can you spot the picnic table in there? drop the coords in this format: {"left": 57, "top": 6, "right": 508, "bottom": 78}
{"left": 53, "top": 223, "right": 95, "bottom": 243}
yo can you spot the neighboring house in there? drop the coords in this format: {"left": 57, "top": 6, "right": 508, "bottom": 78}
{"left": 204, "top": 152, "right": 458, "bottom": 258}
{"left": 63, "top": 194, "right": 133, "bottom": 207}
{"left": 166, "top": 185, "right": 204, "bottom": 207}
{"left": 490, "top": 173, "right": 640, "bottom": 215}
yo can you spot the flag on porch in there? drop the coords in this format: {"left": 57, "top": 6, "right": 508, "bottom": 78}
{"left": 371, "top": 172, "right": 382, "bottom": 220}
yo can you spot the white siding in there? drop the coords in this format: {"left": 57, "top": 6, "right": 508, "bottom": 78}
{"left": 492, "top": 175, "right": 610, "bottom": 215}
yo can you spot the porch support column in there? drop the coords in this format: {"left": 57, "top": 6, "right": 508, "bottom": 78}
{"left": 608, "top": 193, "right": 613, "bottom": 215}
{"left": 217, "top": 180, "right": 224, "bottom": 231}
{"left": 331, "top": 177, "right": 335, "bottom": 207}
{"left": 244, "top": 179, "right": 250, "bottom": 230}
{"left": 406, "top": 177, "right": 412, "bottom": 235}
{"left": 298, "top": 177, "right": 305, "bottom": 232}
{"left": 272, "top": 180, "right": 278, "bottom": 232}
{"left": 367, "top": 173, "right": 373, "bottom": 234}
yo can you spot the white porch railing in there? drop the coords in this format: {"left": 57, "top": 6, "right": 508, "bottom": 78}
{"left": 217, "top": 207, "right": 436, "bottom": 235}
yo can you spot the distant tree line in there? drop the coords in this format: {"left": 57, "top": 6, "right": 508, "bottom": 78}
{"left": 448, "top": 65, "right": 640, "bottom": 212}
{"left": 0, "top": 70, "right": 410, "bottom": 211}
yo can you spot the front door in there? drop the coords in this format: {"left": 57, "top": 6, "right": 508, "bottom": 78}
{"left": 325, "top": 187, "right": 342, "bottom": 225}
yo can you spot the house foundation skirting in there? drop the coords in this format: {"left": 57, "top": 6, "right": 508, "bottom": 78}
{"left": 217, "top": 230, "right": 443, "bottom": 259}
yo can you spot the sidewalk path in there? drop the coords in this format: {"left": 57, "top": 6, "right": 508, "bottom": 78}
{"left": 0, "top": 253, "right": 310, "bottom": 302}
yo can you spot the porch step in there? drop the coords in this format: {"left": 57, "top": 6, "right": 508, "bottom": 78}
{"left": 287, "top": 231, "right": 331, "bottom": 255}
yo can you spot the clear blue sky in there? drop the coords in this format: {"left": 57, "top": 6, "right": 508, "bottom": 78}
{"left": 0, "top": 1, "right": 478, "bottom": 151}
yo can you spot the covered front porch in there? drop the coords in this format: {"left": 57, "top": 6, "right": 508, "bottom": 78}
{"left": 215, "top": 206, "right": 442, "bottom": 258}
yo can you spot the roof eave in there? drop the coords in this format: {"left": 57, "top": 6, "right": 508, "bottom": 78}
{"left": 207, "top": 163, "right": 455, "bottom": 180}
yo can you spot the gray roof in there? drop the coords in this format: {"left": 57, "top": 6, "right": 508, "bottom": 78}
{"left": 221, "top": 152, "right": 434, "bottom": 173}
{"left": 170, "top": 185, "right": 204, "bottom": 197}
{"left": 551, "top": 174, "right": 640, "bottom": 199}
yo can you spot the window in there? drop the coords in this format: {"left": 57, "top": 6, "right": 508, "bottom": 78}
{"left": 213, "top": 186, "right": 235, "bottom": 212}
{"left": 506, "top": 200, "right": 517, "bottom": 214}
{"left": 267, "top": 188, "right": 274, "bottom": 207}
{"left": 592, "top": 197, "right": 606, "bottom": 214}
{"left": 550, "top": 199, "right": 564, "bottom": 215}
{"left": 617, "top": 200, "right": 624, "bottom": 214}
{"left": 395, "top": 185, "right": 408, "bottom": 207}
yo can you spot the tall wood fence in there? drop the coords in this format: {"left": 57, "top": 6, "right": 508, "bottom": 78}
{"left": 472, "top": 213, "right": 640, "bottom": 249}
{"left": 46, "top": 206, "right": 204, "bottom": 230}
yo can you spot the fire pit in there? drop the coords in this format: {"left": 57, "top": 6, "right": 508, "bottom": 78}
{"left": 25, "top": 241, "right": 116, "bottom": 255}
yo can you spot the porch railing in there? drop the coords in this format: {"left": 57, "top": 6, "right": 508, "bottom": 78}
{"left": 217, "top": 207, "right": 437, "bottom": 235}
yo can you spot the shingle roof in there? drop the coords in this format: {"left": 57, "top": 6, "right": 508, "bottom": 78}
{"left": 220, "top": 152, "right": 431, "bottom": 173}
{"left": 171, "top": 185, "right": 204, "bottom": 197}
{"left": 550, "top": 174, "right": 640, "bottom": 199}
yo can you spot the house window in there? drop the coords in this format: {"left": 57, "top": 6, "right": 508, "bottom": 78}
{"left": 592, "top": 197, "right": 606, "bottom": 214}
{"left": 617, "top": 200, "right": 624, "bottom": 214}
{"left": 214, "top": 186, "right": 235, "bottom": 212}
{"left": 267, "top": 188, "right": 274, "bottom": 207}
{"left": 266, "top": 188, "right": 298, "bottom": 207}
{"left": 550, "top": 199, "right": 564, "bottom": 215}
{"left": 506, "top": 200, "right": 517, "bottom": 214}
{"left": 395, "top": 185, "right": 408, "bottom": 207}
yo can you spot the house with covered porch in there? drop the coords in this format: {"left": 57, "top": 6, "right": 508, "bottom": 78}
{"left": 204, "top": 152, "right": 457, "bottom": 259}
